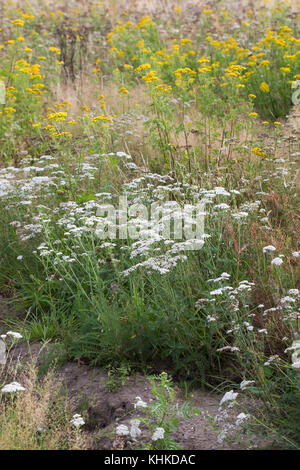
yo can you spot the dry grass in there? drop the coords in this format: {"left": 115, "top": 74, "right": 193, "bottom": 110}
{"left": 0, "top": 360, "right": 89, "bottom": 450}
{"left": 6, "top": 0, "right": 299, "bottom": 18}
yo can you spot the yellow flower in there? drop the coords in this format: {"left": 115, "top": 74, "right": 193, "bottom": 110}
{"left": 22, "top": 13, "right": 35, "bottom": 20}
{"left": 142, "top": 70, "right": 160, "bottom": 84}
{"left": 137, "top": 16, "right": 153, "bottom": 29}
{"left": 119, "top": 87, "right": 129, "bottom": 95}
{"left": 154, "top": 84, "right": 172, "bottom": 95}
{"left": 90, "top": 114, "right": 113, "bottom": 123}
{"left": 252, "top": 147, "right": 264, "bottom": 157}
{"left": 47, "top": 111, "right": 68, "bottom": 121}
{"left": 280, "top": 67, "right": 290, "bottom": 73}
{"left": 248, "top": 112, "right": 258, "bottom": 117}
{"left": 274, "top": 121, "right": 281, "bottom": 125}
{"left": 197, "top": 56, "right": 210, "bottom": 64}
{"left": 260, "top": 82, "right": 270, "bottom": 93}
{"left": 11, "top": 19, "right": 24, "bottom": 27}
{"left": 259, "top": 60, "right": 270, "bottom": 67}
{"left": 49, "top": 47, "right": 61, "bottom": 54}
{"left": 136, "top": 63, "right": 151, "bottom": 72}
{"left": 4, "top": 107, "right": 16, "bottom": 114}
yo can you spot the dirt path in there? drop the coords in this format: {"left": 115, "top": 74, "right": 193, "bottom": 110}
{"left": 2, "top": 341, "right": 271, "bottom": 450}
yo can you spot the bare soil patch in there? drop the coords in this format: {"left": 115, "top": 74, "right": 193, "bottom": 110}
{"left": 2, "top": 341, "right": 272, "bottom": 450}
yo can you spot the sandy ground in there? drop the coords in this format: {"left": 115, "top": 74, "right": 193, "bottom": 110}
{"left": 1, "top": 340, "right": 272, "bottom": 450}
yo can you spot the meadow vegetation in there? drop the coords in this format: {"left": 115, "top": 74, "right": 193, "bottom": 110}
{"left": 0, "top": 0, "right": 299, "bottom": 449}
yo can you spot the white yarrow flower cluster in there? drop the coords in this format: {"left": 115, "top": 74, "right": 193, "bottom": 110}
{"left": 134, "top": 396, "right": 147, "bottom": 409}
{"left": 219, "top": 390, "right": 238, "bottom": 407}
{"left": 291, "top": 340, "right": 300, "bottom": 370}
{"left": 263, "top": 245, "right": 276, "bottom": 253}
{"left": 235, "top": 412, "right": 250, "bottom": 427}
{"left": 130, "top": 419, "right": 142, "bottom": 439}
{"left": 70, "top": 414, "right": 85, "bottom": 427}
{"left": 271, "top": 257, "right": 283, "bottom": 266}
{"left": 6, "top": 331, "right": 23, "bottom": 339}
{"left": 116, "top": 419, "right": 142, "bottom": 439}
{"left": 152, "top": 427, "right": 165, "bottom": 441}
{"left": 116, "top": 424, "right": 129, "bottom": 436}
{"left": 1, "top": 381, "right": 26, "bottom": 393}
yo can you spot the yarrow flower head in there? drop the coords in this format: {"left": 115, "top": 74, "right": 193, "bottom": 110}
{"left": 6, "top": 331, "right": 22, "bottom": 339}
{"left": 219, "top": 390, "right": 238, "bottom": 407}
{"left": 263, "top": 245, "right": 276, "bottom": 253}
{"left": 130, "top": 419, "right": 142, "bottom": 439}
{"left": 1, "top": 381, "right": 25, "bottom": 393}
{"left": 152, "top": 427, "right": 165, "bottom": 441}
{"left": 271, "top": 257, "right": 283, "bottom": 266}
{"left": 134, "top": 396, "right": 147, "bottom": 409}
{"left": 235, "top": 412, "right": 250, "bottom": 426}
{"left": 70, "top": 414, "right": 85, "bottom": 427}
{"left": 116, "top": 424, "right": 129, "bottom": 436}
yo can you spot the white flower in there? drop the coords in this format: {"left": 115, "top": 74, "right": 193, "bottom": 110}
{"left": 214, "top": 203, "right": 230, "bottom": 210}
{"left": 235, "top": 413, "right": 250, "bottom": 426}
{"left": 291, "top": 340, "right": 300, "bottom": 369}
{"left": 207, "top": 315, "right": 216, "bottom": 322}
{"left": 219, "top": 390, "right": 238, "bottom": 406}
{"left": 240, "top": 380, "right": 255, "bottom": 390}
{"left": 263, "top": 245, "right": 276, "bottom": 253}
{"left": 17, "top": 255, "right": 23, "bottom": 260}
{"left": 116, "top": 424, "right": 129, "bottom": 436}
{"left": 271, "top": 257, "right": 283, "bottom": 266}
{"left": 130, "top": 419, "right": 142, "bottom": 439}
{"left": 288, "top": 289, "right": 299, "bottom": 297}
{"left": 264, "top": 354, "right": 280, "bottom": 366}
{"left": 134, "top": 396, "right": 147, "bottom": 409}
{"left": 6, "top": 331, "right": 22, "bottom": 339}
{"left": 292, "top": 251, "right": 299, "bottom": 258}
{"left": 217, "top": 346, "right": 240, "bottom": 353}
{"left": 217, "top": 423, "right": 234, "bottom": 443}
{"left": 152, "top": 427, "right": 165, "bottom": 441}
{"left": 70, "top": 414, "right": 85, "bottom": 427}
{"left": 1, "top": 381, "right": 25, "bottom": 393}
